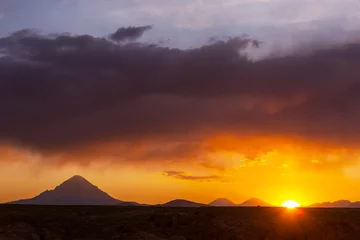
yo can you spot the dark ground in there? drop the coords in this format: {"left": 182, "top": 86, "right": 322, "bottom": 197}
{"left": 1, "top": 205, "right": 360, "bottom": 240}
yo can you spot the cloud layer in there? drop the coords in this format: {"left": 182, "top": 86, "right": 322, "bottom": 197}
{"left": 1, "top": 26, "right": 360, "bottom": 167}
{"left": 163, "top": 171, "right": 221, "bottom": 181}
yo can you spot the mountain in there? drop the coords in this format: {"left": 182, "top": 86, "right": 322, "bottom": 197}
{"left": 345, "top": 201, "right": 360, "bottom": 208}
{"left": 209, "top": 198, "right": 237, "bottom": 207}
{"left": 162, "top": 199, "right": 207, "bottom": 207}
{"left": 308, "top": 200, "right": 352, "bottom": 208}
{"left": 330, "top": 200, "right": 352, "bottom": 207}
{"left": 239, "top": 198, "right": 272, "bottom": 207}
{"left": 118, "top": 201, "right": 148, "bottom": 206}
{"left": 308, "top": 202, "right": 332, "bottom": 208}
{"left": 9, "top": 175, "right": 139, "bottom": 206}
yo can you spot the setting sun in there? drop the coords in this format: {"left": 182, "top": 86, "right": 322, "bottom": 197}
{"left": 282, "top": 200, "right": 301, "bottom": 209}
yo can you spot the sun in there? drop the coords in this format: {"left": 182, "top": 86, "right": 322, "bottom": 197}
{"left": 281, "top": 200, "right": 300, "bottom": 209}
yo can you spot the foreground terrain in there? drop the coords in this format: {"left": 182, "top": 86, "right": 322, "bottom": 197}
{"left": 1, "top": 205, "right": 360, "bottom": 239}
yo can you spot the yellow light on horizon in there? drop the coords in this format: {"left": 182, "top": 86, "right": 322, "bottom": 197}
{"left": 281, "top": 200, "right": 300, "bottom": 209}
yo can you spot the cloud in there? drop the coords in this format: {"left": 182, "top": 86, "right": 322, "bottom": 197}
{"left": 1, "top": 26, "right": 360, "bottom": 169}
{"left": 2, "top": 0, "right": 360, "bottom": 51}
{"left": 109, "top": 26, "right": 152, "bottom": 42}
{"left": 103, "top": 0, "right": 360, "bottom": 29}
{"left": 163, "top": 171, "right": 221, "bottom": 181}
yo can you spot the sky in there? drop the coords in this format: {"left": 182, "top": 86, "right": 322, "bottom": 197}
{"left": 2, "top": 0, "right": 360, "bottom": 206}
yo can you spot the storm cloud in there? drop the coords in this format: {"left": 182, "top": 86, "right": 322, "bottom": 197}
{"left": 109, "top": 26, "right": 152, "bottom": 42}
{"left": 1, "top": 26, "right": 360, "bottom": 164}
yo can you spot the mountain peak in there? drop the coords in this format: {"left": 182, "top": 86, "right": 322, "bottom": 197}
{"left": 57, "top": 175, "right": 94, "bottom": 188}
{"left": 163, "top": 199, "right": 206, "bottom": 207}
{"left": 9, "top": 175, "right": 129, "bottom": 205}
{"left": 240, "top": 198, "right": 271, "bottom": 206}
{"left": 209, "top": 198, "right": 237, "bottom": 206}
{"left": 70, "top": 175, "right": 86, "bottom": 180}
{"left": 66, "top": 175, "right": 89, "bottom": 183}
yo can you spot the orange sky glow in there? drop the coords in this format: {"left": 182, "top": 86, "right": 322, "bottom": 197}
{"left": 2, "top": 135, "right": 360, "bottom": 206}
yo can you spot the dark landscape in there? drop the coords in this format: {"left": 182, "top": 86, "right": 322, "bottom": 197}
{"left": 2, "top": 205, "right": 360, "bottom": 240}
{"left": 2, "top": 176, "right": 360, "bottom": 239}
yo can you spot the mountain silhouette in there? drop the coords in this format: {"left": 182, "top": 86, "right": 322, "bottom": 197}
{"left": 162, "top": 199, "right": 207, "bottom": 207}
{"left": 209, "top": 198, "right": 237, "bottom": 206}
{"left": 10, "top": 176, "right": 359, "bottom": 208}
{"left": 9, "top": 175, "right": 139, "bottom": 206}
{"left": 239, "top": 198, "right": 272, "bottom": 207}
{"left": 345, "top": 201, "right": 360, "bottom": 208}
{"left": 308, "top": 200, "right": 351, "bottom": 208}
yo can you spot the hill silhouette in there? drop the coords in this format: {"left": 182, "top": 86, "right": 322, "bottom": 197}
{"left": 239, "top": 198, "right": 272, "bottom": 207}
{"left": 346, "top": 201, "right": 360, "bottom": 208}
{"left": 9, "top": 176, "right": 360, "bottom": 208}
{"left": 162, "top": 199, "right": 207, "bottom": 207}
{"left": 209, "top": 198, "right": 237, "bottom": 206}
{"left": 9, "top": 175, "right": 139, "bottom": 206}
{"left": 309, "top": 200, "right": 351, "bottom": 208}
{"left": 162, "top": 197, "right": 271, "bottom": 207}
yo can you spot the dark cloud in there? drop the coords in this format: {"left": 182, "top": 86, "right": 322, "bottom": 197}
{"left": 163, "top": 171, "right": 221, "bottom": 181}
{"left": 1, "top": 26, "right": 360, "bottom": 162}
{"left": 198, "top": 162, "right": 227, "bottom": 171}
{"left": 109, "top": 26, "right": 152, "bottom": 42}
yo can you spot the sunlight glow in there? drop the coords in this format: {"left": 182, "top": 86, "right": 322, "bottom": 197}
{"left": 281, "top": 200, "right": 300, "bottom": 209}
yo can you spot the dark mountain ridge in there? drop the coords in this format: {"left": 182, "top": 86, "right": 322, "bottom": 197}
{"left": 8, "top": 176, "right": 360, "bottom": 208}
{"left": 239, "top": 198, "right": 272, "bottom": 207}
{"left": 9, "top": 175, "right": 139, "bottom": 206}
{"left": 308, "top": 200, "right": 352, "bottom": 208}
{"left": 209, "top": 198, "right": 237, "bottom": 206}
{"left": 162, "top": 199, "right": 207, "bottom": 207}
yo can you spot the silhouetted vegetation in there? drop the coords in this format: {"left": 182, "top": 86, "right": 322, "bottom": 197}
{"left": 1, "top": 205, "right": 360, "bottom": 239}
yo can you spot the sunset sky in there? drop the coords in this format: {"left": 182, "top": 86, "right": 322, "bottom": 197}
{"left": 2, "top": 0, "right": 360, "bottom": 206}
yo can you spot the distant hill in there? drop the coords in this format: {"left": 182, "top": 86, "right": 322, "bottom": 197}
{"left": 308, "top": 202, "right": 332, "bottom": 208}
{"left": 239, "top": 198, "right": 272, "bottom": 207}
{"left": 309, "top": 200, "right": 352, "bottom": 208}
{"left": 346, "top": 201, "right": 360, "bottom": 208}
{"left": 162, "top": 199, "right": 207, "bottom": 207}
{"left": 117, "top": 201, "right": 148, "bottom": 206}
{"left": 209, "top": 198, "right": 237, "bottom": 207}
{"left": 163, "top": 198, "right": 271, "bottom": 207}
{"left": 8, "top": 175, "right": 140, "bottom": 206}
